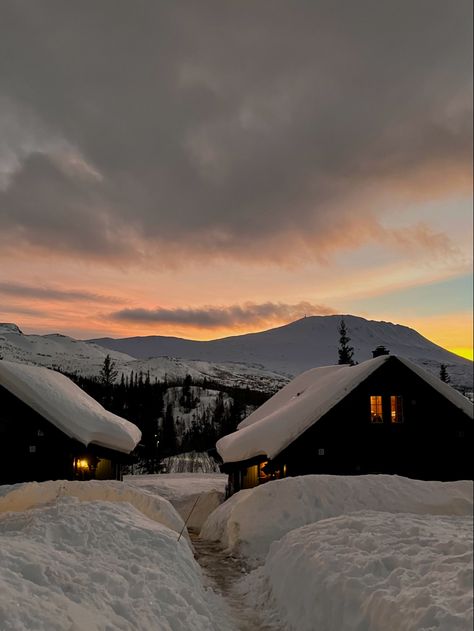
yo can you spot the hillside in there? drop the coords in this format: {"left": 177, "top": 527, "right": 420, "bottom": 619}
{"left": 0, "top": 323, "right": 287, "bottom": 392}
{"left": 90, "top": 315, "right": 473, "bottom": 389}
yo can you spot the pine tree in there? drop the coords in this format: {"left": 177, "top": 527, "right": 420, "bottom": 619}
{"left": 99, "top": 354, "right": 118, "bottom": 407}
{"left": 337, "top": 318, "right": 355, "bottom": 365}
{"left": 439, "top": 364, "right": 450, "bottom": 383}
{"left": 99, "top": 354, "right": 118, "bottom": 387}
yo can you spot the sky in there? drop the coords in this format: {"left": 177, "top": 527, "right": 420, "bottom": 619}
{"left": 0, "top": 1, "right": 472, "bottom": 359}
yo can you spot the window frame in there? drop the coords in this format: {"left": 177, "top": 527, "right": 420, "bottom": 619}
{"left": 370, "top": 395, "right": 384, "bottom": 423}
{"left": 390, "top": 395, "right": 404, "bottom": 424}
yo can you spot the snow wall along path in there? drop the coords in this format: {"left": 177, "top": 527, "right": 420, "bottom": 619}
{"left": 0, "top": 479, "right": 185, "bottom": 537}
{"left": 0, "top": 480, "right": 234, "bottom": 631}
{"left": 242, "top": 511, "right": 473, "bottom": 631}
{"left": 201, "top": 474, "right": 473, "bottom": 562}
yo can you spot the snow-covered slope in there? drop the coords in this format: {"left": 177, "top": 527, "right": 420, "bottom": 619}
{"left": 90, "top": 315, "right": 473, "bottom": 389}
{"left": 0, "top": 323, "right": 135, "bottom": 374}
{"left": 0, "top": 323, "right": 288, "bottom": 391}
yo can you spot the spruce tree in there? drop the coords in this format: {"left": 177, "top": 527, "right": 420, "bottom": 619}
{"left": 99, "top": 354, "right": 118, "bottom": 387}
{"left": 337, "top": 318, "right": 355, "bottom": 365}
{"left": 99, "top": 354, "right": 118, "bottom": 407}
{"left": 439, "top": 364, "right": 450, "bottom": 383}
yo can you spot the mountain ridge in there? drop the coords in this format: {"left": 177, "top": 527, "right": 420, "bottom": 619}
{"left": 2, "top": 315, "right": 472, "bottom": 390}
{"left": 0, "top": 323, "right": 288, "bottom": 392}
{"left": 88, "top": 314, "right": 472, "bottom": 382}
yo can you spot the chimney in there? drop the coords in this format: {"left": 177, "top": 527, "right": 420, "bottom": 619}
{"left": 372, "top": 345, "right": 390, "bottom": 358}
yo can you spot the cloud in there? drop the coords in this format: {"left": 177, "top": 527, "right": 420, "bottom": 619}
{"left": 0, "top": 1, "right": 471, "bottom": 264}
{"left": 110, "top": 301, "right": 336, "bottom": 328}
{"left": 0, "top": 281, "right": 123, "bottom": 304}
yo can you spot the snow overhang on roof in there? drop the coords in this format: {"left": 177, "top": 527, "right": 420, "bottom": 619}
{"left": 216, "top": 355, "right": 473, "bottom": 465}
{"left": 0, "top": 360, "right": 141, "bottom": 453}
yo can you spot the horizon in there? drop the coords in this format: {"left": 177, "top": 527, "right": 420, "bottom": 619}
{"left": 4, "top": 313, "right": 472, "bottom": 361}
{"left": 0, "top": 2, "right": 472, "bottom": 361}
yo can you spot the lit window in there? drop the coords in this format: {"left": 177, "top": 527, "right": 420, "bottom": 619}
{"left": 370, "top": 396, "right": 383, "bottom": 423}
{"left": 390, "top": 396, "right": 403, "bottom": 423}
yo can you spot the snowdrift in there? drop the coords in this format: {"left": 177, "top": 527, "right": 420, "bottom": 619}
{"left": 125, "top": 473, "right": 227, "bottom": 532}
{"left": 0, "top": 495, "right": 228, "bottom": 630}
{"left": 0, "top": 479, "right": 185, "bottom": 537}
{"left": 201, "top": 474, "right": 473, "bottom": 561}
{"left": 243, "top": 511, "right": 473, "bottom": 631}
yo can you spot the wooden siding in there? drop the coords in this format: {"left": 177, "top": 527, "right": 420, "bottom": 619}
{"left": 224, "top": 357, "right": 472, "bottom": 494}
{"left": 0, "top": 385, "right": 128, "bottom": 484}
{"left": 276, "top": 358, "right": 472, "bottom": 481}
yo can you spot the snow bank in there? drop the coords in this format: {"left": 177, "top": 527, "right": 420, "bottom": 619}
{"left": 0, "top": 480, "right": 184, "bottom": 536}
{"left": 242, "top": 511, "right": 473, "bottom": 631}
{"left": 125, "top": 473, "right": 227, "bottom": 532}
{"left": 0, "top": 496, "right": 230, "bottom": 631}
{"left": 201, "top": 475, "right": 473, "bottom": 561}
{"left": 0, "top": 360, "right": 141, "bottom": 452}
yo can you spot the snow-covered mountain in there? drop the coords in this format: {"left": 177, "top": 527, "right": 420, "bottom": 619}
{"left": 2, "top": 315, "right": 472, "bottom": 391}
{"left": 0, "top": 323, "right": 135, "bottom": 374}
{"left": 0, "top": 323, "right": 287, "bottom": 391}
{"left": 90, "top": 315, "right": 473, "bottom": 389}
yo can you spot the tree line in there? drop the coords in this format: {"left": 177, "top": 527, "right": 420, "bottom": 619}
{"left": 64, "top": 364, "right": 272, "bottom": 472}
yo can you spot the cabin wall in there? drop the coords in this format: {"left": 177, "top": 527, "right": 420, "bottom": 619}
{"left": 0, "top": 385, "right": 124, "bottom": 484}
{"left": 0, "top": 385, "right": 75, "bottom": 484}
{"left": 278, "top": 360, "right": 472, "bottom": 481}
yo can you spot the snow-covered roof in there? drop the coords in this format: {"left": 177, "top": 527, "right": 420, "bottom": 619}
{"left": 0, "top": 360, "right": 141, "bottom": 453}
{"left": 216, "top": 355, "right": 473, "bottom": 464}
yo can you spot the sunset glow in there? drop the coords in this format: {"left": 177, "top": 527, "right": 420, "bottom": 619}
{"left": 0, "top": 2, "right": 471, "bottom": 363}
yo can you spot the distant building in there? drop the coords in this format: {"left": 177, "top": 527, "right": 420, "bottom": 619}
{"left": 216, "top": 355, "right": 473, "bottom": 496}
{"left": 0, "top": 360, "right": 141, "bottom": 485}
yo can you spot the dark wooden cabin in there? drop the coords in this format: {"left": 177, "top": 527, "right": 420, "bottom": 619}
{"left": 217, "top": 355, "right": 473, "bottom": 495}
{"left": 0, "top": 361, "right": 140, "bottom": 485}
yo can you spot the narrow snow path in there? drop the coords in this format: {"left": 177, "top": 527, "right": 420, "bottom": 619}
{"left": 190, "top": 532, "right": 281, "bottom": 631}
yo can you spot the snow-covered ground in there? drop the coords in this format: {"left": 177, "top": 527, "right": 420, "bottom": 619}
{"left": 0, "top": 479, "right": 233, "bottom": 631}
{"left": 1, "top": 474, "right": 472, "bottom": 630}
{"left": 242, "top": 511, "right": 473, "bottom": 631}
{"left": 202, "top": 475, "right": 473, "bottom": 630}
{"left": 201, "top": 474, "right": 473, "bottom": 562}
{"left": 125, "top": 473, "right": 227, "bottom": 532}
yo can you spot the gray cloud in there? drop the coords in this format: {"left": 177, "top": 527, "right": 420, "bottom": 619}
{"left": 111, "top": 302, "right": 336, "bottom": 328}
{"left": 0, "top": 281, "right": 123, "bottom": 304}
{"left": 0, "top": 1, "right": 471, "bottom": 263}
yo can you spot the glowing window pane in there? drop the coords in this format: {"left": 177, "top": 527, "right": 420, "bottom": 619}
{"left": 390, "top": 396, "right": 404, "bottom": 423}
{"left": 370, "top": 395, "right": 383, "bottom": 423}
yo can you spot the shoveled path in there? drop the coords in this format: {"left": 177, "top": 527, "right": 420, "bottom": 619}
{"left": 189, "top": 532, "right": 281, "bottom": 631}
